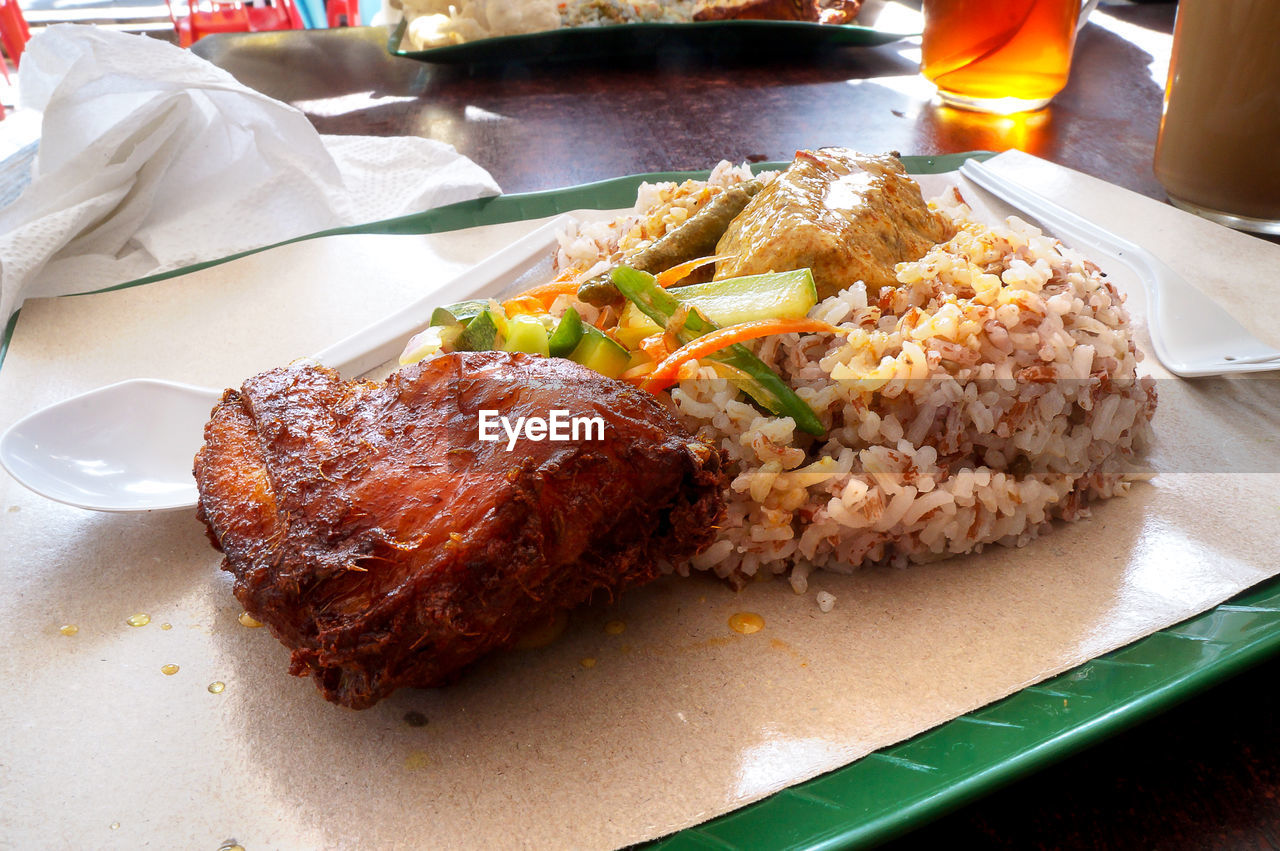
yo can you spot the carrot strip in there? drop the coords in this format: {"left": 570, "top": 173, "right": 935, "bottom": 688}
{"left": 502, "top": 295, "right": 548, "bottom": 316}
{"left": 642, "top": 318, "right": 846, "bottom": 393}
{"left": 506, "top": 248, "right": 734, "bottom": 311}
{"left": 654, "top": 253, "right": 735, "bottom": 288}
{"left": 503, "top": 280, "right": 580, "bottom": 311}
{"left": 638, "top": 332, "right": 672, "bottom": 361}
{"left": 593, "top": 306, "right": 620, "bottom": 331}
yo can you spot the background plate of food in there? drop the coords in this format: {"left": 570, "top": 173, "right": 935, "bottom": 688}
{"left": 2, "top": 150, "right": 1279, "bottom": 850}
{"left": 387, "top": 0, "right": 914, "bottom": 64}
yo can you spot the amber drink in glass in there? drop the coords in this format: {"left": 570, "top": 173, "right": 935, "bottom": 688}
{"left": 922, "top": 0, "right": 1090, "bottom": 114}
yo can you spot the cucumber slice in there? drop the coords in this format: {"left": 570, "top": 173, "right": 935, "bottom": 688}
{"left": 503, "top": 315, "right": 551, "bottom": 356}
{"left": 434, "top": 300, "right": 489, "bottom": 325}
{"left": 458, "top": 310, "right": 502, "bottom": 351}
{"left": 400, "top": 325, "right": 464, "bottom": 365}
{"left": 547, "top": 308, "right": 585, "bottom": 358}
{"left": 430, "top": 307, "right": 461, "bottom": 327}
{"left": 569, "top": 325, "right": 631, "bottom": 379}
{"left": 675, "top": 268, "right": 818, "bottom": 325}
{"left": 618, "top": 268, "right": 819, "bottom": 338}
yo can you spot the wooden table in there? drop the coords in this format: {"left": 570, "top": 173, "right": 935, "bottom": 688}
{"left": 194, "top": 6, "right": 1280, "bottom": 847}
{"left": 193, "top": 4, "right": 1175, "bottom": 200}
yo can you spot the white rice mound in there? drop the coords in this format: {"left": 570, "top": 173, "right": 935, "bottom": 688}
{"left": 555, "top": 167, "right": 1157, "bottom": 587}
{"left": 555, "top": 161, "right": 765, "bottom": 285}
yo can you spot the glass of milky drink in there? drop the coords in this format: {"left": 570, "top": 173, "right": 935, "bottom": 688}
{"left": 921, "top": 0, "right": 1099, "bottom": 115}
{"left": 1154, "top": 0, "right": 1280, "bottom": 235}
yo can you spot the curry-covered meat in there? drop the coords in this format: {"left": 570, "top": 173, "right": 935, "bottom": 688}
{"left": 713, "top": 148, "right": 955, "bottom": 299}
{"left": 194, "top": 352, "right": 726, "bottom": 709}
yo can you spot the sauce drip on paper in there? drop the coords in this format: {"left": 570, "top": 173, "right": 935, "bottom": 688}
{"left": 728, "top": 612, "right": 765, "bottom": 635}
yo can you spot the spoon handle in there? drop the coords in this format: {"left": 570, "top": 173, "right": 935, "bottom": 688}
{"left": 312, "top": 214, "right": 573, "bottom": 378}
{"left": 958, "top": 160, "right": 1280, "bottom": 376}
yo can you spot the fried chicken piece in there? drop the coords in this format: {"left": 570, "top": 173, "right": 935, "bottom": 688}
{"left": 713, "top": 148, "right": 955, "bottom": 299}
{"left": 194, "top": 352, "right": 726, "bottom": 709}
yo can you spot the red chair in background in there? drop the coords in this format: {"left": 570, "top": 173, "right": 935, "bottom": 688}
{"left": 325, "top": 0, "right": 358, "bottom": 28}
{"left": 165, "top": 0, "right": 305, "bottom": 47}
{"left": 0, "top": 0, "right": 30, "bottom": 117}
{"left": 0, "top": 0, "right": 31, "bottom": 82}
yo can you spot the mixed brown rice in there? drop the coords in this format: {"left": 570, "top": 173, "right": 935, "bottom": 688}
{"left": 554, "top": 163, "right": 1157, "bottom": 588}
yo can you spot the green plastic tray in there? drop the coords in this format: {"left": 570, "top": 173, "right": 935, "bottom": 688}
{"left": 0, "top": 153, "right": 976, "bottom": 365}
{"left": 6, "top": 152, "right": 1278, "bottom": 849}
{"left": 386, "top": 17, "right": 912, "bottom": 65}
{"left": 651, "top": 588, "right": 1280, "bottom": 849}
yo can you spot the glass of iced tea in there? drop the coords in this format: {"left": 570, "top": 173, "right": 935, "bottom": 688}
{"left": 921, "top": 0, "right": 1099, "bottom": 114}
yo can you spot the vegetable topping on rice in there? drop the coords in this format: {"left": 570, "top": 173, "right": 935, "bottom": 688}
{"left": 401, "top": 149, "right": 1157, "bottom": 587}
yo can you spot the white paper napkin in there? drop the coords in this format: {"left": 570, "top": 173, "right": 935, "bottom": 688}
{"left": 0, "top": 24, "right": 502, "bottom": 328}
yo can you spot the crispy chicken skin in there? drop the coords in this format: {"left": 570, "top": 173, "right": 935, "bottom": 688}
{"left": 713, "top": 148, "right": 955, "bottom": 299}
{"left": 194, "top": 352, "right": 726, "bottom": 709}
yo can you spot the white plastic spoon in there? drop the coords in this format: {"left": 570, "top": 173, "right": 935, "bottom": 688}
{"left": 958, "top": 161, "right": 1280, "bottom": 377}
{"left": 0, "top": 215, "right": 570, "bottom": 512}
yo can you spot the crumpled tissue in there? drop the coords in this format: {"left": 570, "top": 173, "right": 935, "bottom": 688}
{"left": 0, "top": 25, "right": 502, "bottom": 328}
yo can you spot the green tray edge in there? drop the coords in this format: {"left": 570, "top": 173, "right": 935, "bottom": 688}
{"left": 648, "top": 574, "right": 1280, "bottom": 850}
{"left": 385, "top": 18, "right": 914, "bottom": 64}
{"left": 0, "top": 152, "right": 986, "bottom": 370}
